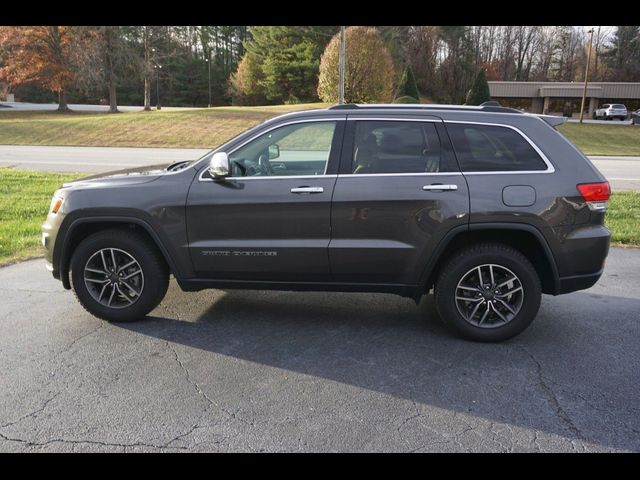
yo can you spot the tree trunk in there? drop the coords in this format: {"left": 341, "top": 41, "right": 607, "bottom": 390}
{"left": 144, "top": 75, "right": 151, "bottom": 111}
{"left": 108, "top": 75, "right": 119, "bottom": 113}
{"left": 57, "top": 90, "right": 70, "bottom": 112}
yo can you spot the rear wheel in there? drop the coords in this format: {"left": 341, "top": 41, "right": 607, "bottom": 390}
{"left": 70, "top": 229, "right": 169, "bottom": 322}
{"left": 434, "top": 243, "right": 541, "bottom": 342}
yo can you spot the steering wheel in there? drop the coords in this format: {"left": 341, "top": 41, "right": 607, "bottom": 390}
{"left": 257, "top": 149, "right": 275, "bottom": 176}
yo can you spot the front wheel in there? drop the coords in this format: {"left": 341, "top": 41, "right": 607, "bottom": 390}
{"left": 70, "top": 229, "right": 169, "bottom": 322}
{"left": 434, "top": 243, "right": 541, "bottom": 342}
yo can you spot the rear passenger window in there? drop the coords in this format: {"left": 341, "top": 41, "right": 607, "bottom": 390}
{"left": 352, "top": 121, "right": 455, "bottom": 174}
{"left": 446, "top": 123, "right": 548, "bottom": 172}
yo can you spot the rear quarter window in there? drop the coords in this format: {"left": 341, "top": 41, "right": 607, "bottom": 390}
{"left": 446, "top": 123, "right": 548, "bottom": 172}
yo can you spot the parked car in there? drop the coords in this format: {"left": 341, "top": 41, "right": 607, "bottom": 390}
{"left": 42, "top": 103, "right": 611, "bottom": 342}
{"left": 594, "top": 103, "right": 628, "bottom": 120}
{"left": 631, "top": 109, "right": 640, "bottom": 125}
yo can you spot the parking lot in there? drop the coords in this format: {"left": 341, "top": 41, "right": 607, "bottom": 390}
{"left": 0, "top": 247, "right": 638, "bottom": 452}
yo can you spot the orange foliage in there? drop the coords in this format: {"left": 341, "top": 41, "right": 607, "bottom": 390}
{"left": 0, "top": 26, "right": 88, "bottom": 93}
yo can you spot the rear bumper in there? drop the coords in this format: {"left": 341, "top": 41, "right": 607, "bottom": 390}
{"left": 557, "top": 269, "right": 603, "bottom": 294}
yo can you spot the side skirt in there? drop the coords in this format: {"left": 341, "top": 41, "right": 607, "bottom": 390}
{"left": 177, "top": 278, "right": 423, "bottom": 300}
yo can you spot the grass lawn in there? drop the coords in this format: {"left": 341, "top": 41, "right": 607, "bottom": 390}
{"left": 0, "top": 104, "right": 327, "bottom": 149}
{"left": 1, "top": 104, "right": 639, "bottom": 155}
{"left": 0, "top": 168, "right": 638, "bottom": 266}
{"left": 0, "top": 169, "right": 78, "bottom": 265}
{"left": 557, "top": 123, "right": 640, "bottom": 156}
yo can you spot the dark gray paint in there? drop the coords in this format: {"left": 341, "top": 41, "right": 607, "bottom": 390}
{"left": 43, "top": 105, "right": 610, "bottom": 299}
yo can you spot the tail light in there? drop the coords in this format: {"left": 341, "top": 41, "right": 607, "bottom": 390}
{"left": 577, "top": 182, "right": 610, "bottom": 211}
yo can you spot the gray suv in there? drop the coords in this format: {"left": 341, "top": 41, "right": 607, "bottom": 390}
{"left": 42, "top": 104, "right": 611, "bottom": 342}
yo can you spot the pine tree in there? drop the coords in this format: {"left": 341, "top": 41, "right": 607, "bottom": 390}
{"left": 465, "top": 68, "right": 491, "bottom": 105}
{"left": 394, "top": 65, "right": 420, "bottom": 103}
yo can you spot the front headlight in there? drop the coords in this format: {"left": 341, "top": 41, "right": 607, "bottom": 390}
{"left": 49, "top": 193, "right": 64, "bottom": 214}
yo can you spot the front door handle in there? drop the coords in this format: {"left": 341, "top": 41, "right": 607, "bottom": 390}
{"left": 422, "top": 184, "right": 458, "bottom": 191}
{"left": 291, "top": 186, "right": 324, "bottom": 194}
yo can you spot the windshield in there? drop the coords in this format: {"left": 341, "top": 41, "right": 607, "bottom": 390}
{"left": 612, "top": 104, "right": 626, "bottom": 109}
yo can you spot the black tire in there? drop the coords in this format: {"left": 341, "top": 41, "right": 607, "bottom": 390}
{"left": 434, "top": 242, "right": 541, "bottom": 342}
{"left": 70, "top": 229, "right": 169, "bottom": 322}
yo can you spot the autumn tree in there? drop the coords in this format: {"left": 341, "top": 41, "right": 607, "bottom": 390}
{"left": 229, "top": 53, "right": 267, "bottom": 105}
{"left": 0, "top": 26, "right": 88, "bottom": 111}
{"left": 75, "top": 26, "right": 138, "bottom": 113}
{"left": 317, "top": 26, "right": 395, "bottom": 103}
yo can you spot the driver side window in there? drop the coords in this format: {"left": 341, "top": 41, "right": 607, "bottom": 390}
{"left": 228, "top": 121, "right": 337, "bottom": 177}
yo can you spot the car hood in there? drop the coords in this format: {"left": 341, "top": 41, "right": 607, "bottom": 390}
{"left": 62, "top": 163, "right": 173, "bottom": 188}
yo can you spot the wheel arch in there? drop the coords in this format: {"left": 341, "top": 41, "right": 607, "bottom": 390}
{"left": 58, "top": 217, "right": 179, "bottom": 290}
{"left": 421, "top": 223, "right": 560, "bottom": 297}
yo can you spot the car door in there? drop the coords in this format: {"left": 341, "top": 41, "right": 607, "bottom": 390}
{"left": 186, "top": 117, "right": 345, "bottom": 282}
{"left": 329, "top": 115, "right": 469, "bottom": 285}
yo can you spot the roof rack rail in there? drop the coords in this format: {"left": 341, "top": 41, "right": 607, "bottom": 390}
{"left": 328, "top": 103, "right": 523, "bottom": 114}
{"left": 328, "top": 103, "right": 360, "bottom": 110}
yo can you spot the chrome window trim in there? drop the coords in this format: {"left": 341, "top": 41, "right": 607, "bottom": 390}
{"left": 443, "top": 120, "right": 556, "bottom": 175}
{"left": 199, "top": 172, "right": 338, "bottom": 182}
{"left": 196, "top": 117, "right": 345, "bottom": 180}
{"left": 338, "top": 172, "right": 463, "bottom": 178}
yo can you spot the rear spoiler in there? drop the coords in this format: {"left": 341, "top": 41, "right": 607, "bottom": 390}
{"left": 536, "top": 114, "right": 569, "bottom": 128}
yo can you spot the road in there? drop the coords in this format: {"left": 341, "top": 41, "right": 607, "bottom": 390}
{"left": 0, "top": 101, "right": 200, "bottom": 113}
{"left": 0, "top": 145, "right": 639, "bottom": 191}
{"left": 0, "top": 247, "right": 638, "bottom": 452}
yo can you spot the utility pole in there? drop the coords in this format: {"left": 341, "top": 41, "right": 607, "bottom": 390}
{"left": 579, "top": 28, "right": 594, "bottom": 124}
{"left": 154, "top": 63, "right": 162, "bottom": 110}
{"left": 206, "top": 51, "right": 212, "bottom": 108}
{"left": 339, "top": 26, "right": 345, "bottom": 104}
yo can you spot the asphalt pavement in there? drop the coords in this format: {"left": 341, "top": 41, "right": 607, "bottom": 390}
{"left": 0, "top": 247, "right": 638, "bottom": 452}
{"left": 1, "top": 145, "right": 639, "bottom": 191}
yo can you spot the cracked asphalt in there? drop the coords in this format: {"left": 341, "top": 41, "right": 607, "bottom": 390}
{"left": 0, "top": 247, "right": 639, "bottom": 452}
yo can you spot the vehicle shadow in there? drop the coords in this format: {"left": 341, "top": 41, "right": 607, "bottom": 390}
{"left": 118, "top": 286, "right": 640, "bottom": 452}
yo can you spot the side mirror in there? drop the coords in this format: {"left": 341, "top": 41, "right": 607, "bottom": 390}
{"left": 208, "top": 152, "right": 230, "bottom": 179}
{"left": 268, "top": 144, "right": 280, "bottom": 160}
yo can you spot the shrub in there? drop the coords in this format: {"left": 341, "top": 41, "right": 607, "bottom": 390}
{"left": 394, "top": 65, "right": 420, "bottom": 102}
{"left": 465, "top": 68, "right": 491, "bottom": 105}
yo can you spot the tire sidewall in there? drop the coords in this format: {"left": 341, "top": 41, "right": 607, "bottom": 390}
{"left": 436, "top": 249, "right": 541, "bottom": 342}
{"left": 70, "top": 232, "right": 167, "bottom": 322}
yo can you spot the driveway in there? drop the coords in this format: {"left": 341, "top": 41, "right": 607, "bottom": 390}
{"left": 0, "top": 247, "right": 638, "bottom": 452}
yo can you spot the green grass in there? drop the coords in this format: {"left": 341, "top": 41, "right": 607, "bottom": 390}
{"left": 557, "top": 123, "right": 640, "bottom": 156}
{"left": 606, "top": 191, "right": 640, "bottom": 246}
{"left": 0, "top": 169, "right": 78, "bottom": 265}
{"left": 0, "top": 104, "right": 327, "bottom": 149}
{"left": 0, "top": 168, "right": 637, "bottom": 267}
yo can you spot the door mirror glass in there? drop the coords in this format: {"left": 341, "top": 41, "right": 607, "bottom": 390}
{"left": 209, "top": 152, "right": 230, "bottom": 179}
{"left": 268, "top": 144, "right": 280, "bottom": 160}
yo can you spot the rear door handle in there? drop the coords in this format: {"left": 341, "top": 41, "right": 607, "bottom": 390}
{"left": 422, "top": 184, "right": 458, "bottom": 191}
{"left": 291, "top": 186, "right": 324, "bottom": 194}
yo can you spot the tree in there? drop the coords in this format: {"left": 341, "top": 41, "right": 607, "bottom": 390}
{"left": 229, "top": 53, "right": 267, "bottom": 105}
{"left": 0, "top": 26, "right": 89, "bottom": 111}
{"left": 243, "top": 26, "right": 337, "bottom": 103}
{"left": 317, "top": 26, "right": 395, "bottom": 103}
{"left": 465, "top": 67, "right": 491, "bottom": 105}
{"left": 74, "top": 26, "right": 139, "bottom": 113}
{"left": 394, "top": 64, "right": 419, "bottom": 102}
{"left": 603, "top": 26, "right": 640, "bottom": 81}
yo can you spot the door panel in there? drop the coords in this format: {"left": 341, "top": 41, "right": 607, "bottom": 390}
{"left": 186, "top": 119, "right": 344, "bottom": 282}
{"left": 186, "top": 176, "right": 337, "bottom": 281}
{"left": 329, "top": 118, "right": 469, "bottom": 285}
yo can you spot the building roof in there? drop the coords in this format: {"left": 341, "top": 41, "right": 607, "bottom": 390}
{"left": 489, "top": 81, "right": 640, "bottom": 99}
